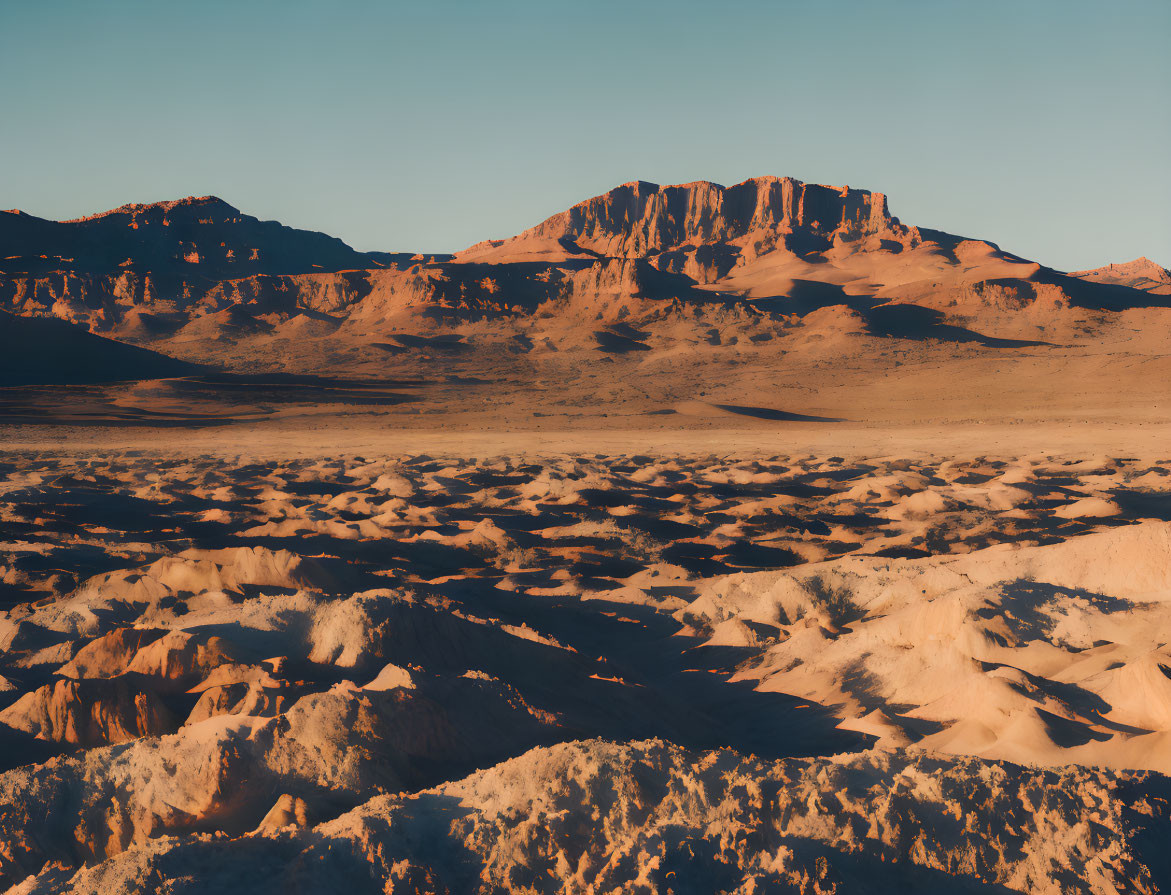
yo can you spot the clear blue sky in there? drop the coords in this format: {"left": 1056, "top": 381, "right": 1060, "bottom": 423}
{"left": 2, "top": 0, "right": 1168, "bottom": 270}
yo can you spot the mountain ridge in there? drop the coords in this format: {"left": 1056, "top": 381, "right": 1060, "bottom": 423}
{"left": 1, "top": 177, "right": 1167, "bottom": 367}
{"left": 0, "top": 194, "right": 433, "bottom": 282}
{"left": 60, "top": 194, "right": 236, "bottom": 223}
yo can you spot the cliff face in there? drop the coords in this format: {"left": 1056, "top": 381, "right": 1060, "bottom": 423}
{"left": 537, "top": 177, "right": 903, "bottom": 254}
{"left": 453, "top": 177, "right": 918, "bottom": 284}
{"left": 459, "top": 177, "right": 911, "bottom": 265}
{"left": 347, "top": 258, "right": 692, "bottom": 325}
{"left": 0, "top": 269, "right": 388, "bottom": 331}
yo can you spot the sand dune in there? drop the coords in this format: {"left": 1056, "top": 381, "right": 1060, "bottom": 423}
{"left": 686, "top": 521, "right": 1171, "bottom": 771}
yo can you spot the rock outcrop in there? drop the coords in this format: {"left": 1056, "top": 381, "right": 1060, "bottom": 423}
{"left": 1, "top": 196, "right": 401, "bottom": 281}
{"left": 0, "top": 196, "right": 447, "bottom": 331}
{"left": 0, "top": 677, "right": 176, "bottom": 747}
{"left": 459, "top": 177, "right": 912, "bottom": 269}
{"left": 1069, "top": 257, "right": 1171, "bottom": 295}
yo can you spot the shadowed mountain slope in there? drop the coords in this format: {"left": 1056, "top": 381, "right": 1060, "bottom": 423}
{"left": 0, "top": 311, "right": 198, "bottom": 386}
{"left": 0, "top": 197, "right": 449, "bottom": 333}
{"left": 0, "top": 196, "right": 416, "bottom": 279}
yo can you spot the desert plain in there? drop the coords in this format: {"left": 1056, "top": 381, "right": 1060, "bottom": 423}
{"left": 0, "top": 178, "right": 1169, "bottom": 893}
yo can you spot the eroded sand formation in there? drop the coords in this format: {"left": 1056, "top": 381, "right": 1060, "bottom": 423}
{"left": 0, "top": 451, "right": 1169, "bottom": 892}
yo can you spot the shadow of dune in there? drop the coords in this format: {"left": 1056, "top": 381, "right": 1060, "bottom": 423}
{"left": 442, "top": 583, "right": 871, "bottom": 761}
{"left": 863, "top": 304, "right": 1050, "bottom": 347}
{"left": 387, "top": 333, "right": 471, "bottom": 352}
{"left": 748, "top": 283, "right": 1052, "bottom": 348}
{"left": 0, "top": 722, "right": 70, "bottom": 773}
{"left": 748, "top": 280, "right": 862, "bottom": 317}
{"left": 1113, "top": 490, "right": 1171, "bottom": 521}
{"left": 712, "top": 404, "right": 845, "bottom": 422}
{"left": 594, "top": 330, "right": 650, "bottom": 353}
{"left": 1042, "top": 270, "right": 1171, "bottom": 311}
{"left": 0, "top": 372, "right": 433, "bottom": 426}
{"left": 0, "top": 312, "right": 200, "bottom": 387}
{"left": 193, "top": 372, "right": 427, "bottom": 388}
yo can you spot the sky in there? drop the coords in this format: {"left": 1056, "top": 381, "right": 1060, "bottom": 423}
{"left": 2, "top": 0, "right": 1168, "bottom": 270}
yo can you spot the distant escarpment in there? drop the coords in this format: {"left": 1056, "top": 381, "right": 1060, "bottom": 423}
{"left": 1, "top": 179, "right": 1165, "bottom": 358}
{"left": 1070, "top": 257, "right": 1171, "bottom": 295}
{"left": 0, "top": 196, "right": 420, "bottom": 279}
{"left": 457, "top": 177, "right": 915, "bottom": 280}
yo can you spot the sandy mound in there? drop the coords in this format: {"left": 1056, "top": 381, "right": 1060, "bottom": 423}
{"left": 14, "top": 738, "right": 1165, "bottom": 895}
{"left": 683, "top": 521, "right": 1171, "bottom": 771}
{"left": 0, "top": 450, "right": 1168, "bottom": 892}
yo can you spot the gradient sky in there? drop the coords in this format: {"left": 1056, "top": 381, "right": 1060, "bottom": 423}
{"left": 2, "top": 0, "right": 1168, "bottom": 270}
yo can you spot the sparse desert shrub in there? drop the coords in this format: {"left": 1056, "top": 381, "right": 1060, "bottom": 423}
{"left": 575, "top": 518, "right": 665, "bottom": 564}
{"left": 624, "top": 527, "right": 665, "bottom": 564}
{"left": 803, "top": 573, "right": 863, "bottom": 626}
{"left": 493, "top": 546, "right": 540, "bottom": 571}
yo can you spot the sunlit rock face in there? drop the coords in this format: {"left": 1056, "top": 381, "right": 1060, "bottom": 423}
{"left": 457, "top": 177, "right": 911, "bottom": 274}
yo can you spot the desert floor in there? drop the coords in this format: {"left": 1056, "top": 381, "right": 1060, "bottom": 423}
{"left": 0, "top": 379, "right": 1169, "bottom": 893}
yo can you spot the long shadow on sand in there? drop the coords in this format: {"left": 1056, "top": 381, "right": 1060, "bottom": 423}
{"left": 748, "top": 287, "right": 1051, "bottom": 348}
{"left": 712, "top": 403, "right": 846, "bottom": 423}
{"left": 433, "top": 578, "right": 871, "bottom": 761}
{"left": 862, "top": 305, "right": 1051, "bottom": 348}
{"left": 0, "top": 373, "right": 431, "bottom": 426}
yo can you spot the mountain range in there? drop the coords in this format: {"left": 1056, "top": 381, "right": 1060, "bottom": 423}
{"left": 1, "top": 177, "right": 1168, "bottom": 390}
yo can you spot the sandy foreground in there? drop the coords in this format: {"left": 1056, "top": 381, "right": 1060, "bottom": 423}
{"left": 0, "top": 402, "right": 1169, "bottom": 894}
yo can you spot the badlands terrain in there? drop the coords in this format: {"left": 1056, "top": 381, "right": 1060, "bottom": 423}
{"left": 0, "top": 178, "right": 1169, "bottom": 893}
